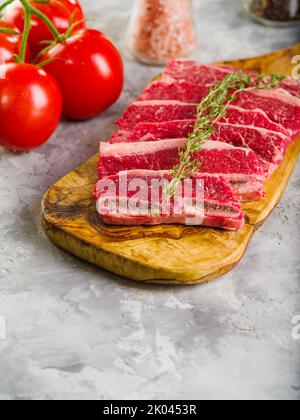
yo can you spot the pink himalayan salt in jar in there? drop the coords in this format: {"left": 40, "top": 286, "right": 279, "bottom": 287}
{"left": 127, "top": 0, "right": 198, "bottom": 65}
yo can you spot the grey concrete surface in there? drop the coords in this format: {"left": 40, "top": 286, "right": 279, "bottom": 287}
{"left": 0, "top": 0, "right": 299, "bottom": 400}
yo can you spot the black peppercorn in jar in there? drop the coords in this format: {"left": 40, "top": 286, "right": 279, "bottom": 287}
{"left": 244, "top": 0, "right": 300, "bottom": 26}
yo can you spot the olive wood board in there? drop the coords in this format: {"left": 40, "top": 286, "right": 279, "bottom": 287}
{"left": 42, "top": 44, "right": 300, "bottom": 285}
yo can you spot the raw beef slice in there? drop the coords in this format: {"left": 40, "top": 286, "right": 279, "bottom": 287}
{"left": 98, "top": 139, "right": 265, "bottom": 201}
{"left": 138, "top": 79, "right": 209, "bottom": 103}
{"left": 94, "top": 170, "right": 245, "bottom": 230}
{"left": 110, "top": 120, "right": 195, "bottom": 143}
{"left": 162, "top": 60, "right": 236, "bottom": 85}
{"left": 280, "top": 77, "right": 300, "bottom": 99}
{"left": 211, "top": 123, "right": 290, "bottom": 165}
{"left": 115, "top": 101, "right": 197, "bottom": 130}
{"left": 217, "top": 106, "right": 291, "bottom": 137}
{"left": 115, "top": 101, "right": 292, "bottom": 137}
{"left": 233, "top": 88, "right": 300, "bottom": 137}
{"left": 111, "top": 114, "right": 290, "bottom": 167}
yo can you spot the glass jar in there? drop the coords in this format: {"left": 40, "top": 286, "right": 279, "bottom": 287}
{"left": 244, "top": 0, "right": 300, "bottom": 26}
{"left": 127, "top": 0, "right": 198, "bottom": 66}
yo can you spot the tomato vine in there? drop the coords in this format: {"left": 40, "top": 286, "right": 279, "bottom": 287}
{"left": 17, "top": 0, "right": 60, "bottom": 62}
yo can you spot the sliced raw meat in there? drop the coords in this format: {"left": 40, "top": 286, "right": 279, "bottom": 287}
{"left": 110, "top": 107, "right": 290, "bottom": 144}
{"left": 137, "top": 80, "right": 293, "bottom": 139}
{"left": 94, "top": 170, "right": 245, "bottom": 230}
{"left": 111, "top": 113, "right": 290, "bottom": 166}
{"left": 157, "top": 61, "right": 300, "bottom": 135}
{"left": 99, "top": 138, "right": 187, "bottom": 177}
{"left": 115, "top": 101, "right": 197, "bottom": 131}
{"left": 211, "top": 123, "right": 290, "bottom": 164}
{"left": 115, "top": 100, "right": 292, "bottom": 137}
{"left": 233, "top": 88, "right": 300, "bottom": 137}
{"left": 280, "top": 77, "right": 300, "bottom": 99}
{"left": 138, "top": 79, "right": 209, "bottom": 103}
{"left": 162, "top": 60, "right": 236, "bottom": 85}
{"left": 110, "top": 120, "right": 195, "bottom": 143}
{"left": 219, "top": 106, "right": 291, "bottom": 137}
{"left": 98, "top": 139, "right": 265, "bottom": 201}
{"left": 110, "top": 130, "right": 155, "bottom": 144}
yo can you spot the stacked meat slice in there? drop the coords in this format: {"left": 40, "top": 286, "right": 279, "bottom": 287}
{"left": 94, "top": 171, "right": 245, "bottom": 230}
{"left": 99, "top": 140, "right": 265, "bottom": 202}
{"left": 95, "top": 60, "right": 300, "bottom": 230}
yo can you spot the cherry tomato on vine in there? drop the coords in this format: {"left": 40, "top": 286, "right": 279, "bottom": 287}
{"left": 0, "top": 63, "right": 62, "bottom": 151}
{"left": 0, "top": 21, "right": 31, "bottom": 64}
{"left": 38, "top": 29, "right": 124, "bottom": 120}
{"left": 3, "top": 0, "right": 85, "bottom": 58}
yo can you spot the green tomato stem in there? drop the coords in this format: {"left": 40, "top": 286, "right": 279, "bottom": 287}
{"left": 20, "top": 0, "right": 61, "bottom": 38}
{"left": 19, "top": 1, "right": 31, "bottom": 62}
{"left": 16, "top": 0, "right": 61, "bottom": 63}
{"left": 0, "top": 27, "right": 20, "bottom": 35}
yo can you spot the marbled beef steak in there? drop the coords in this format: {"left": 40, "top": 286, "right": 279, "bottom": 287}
{"left": 115, "top": 101, "right": 197, "bottom": 130}
{"left": 112, "top": 110, "right": 291, "bottom": 167}
{"left": 233, "top": 88, "right": 300, "bottom": 137}
{"left": 95, "top": 59, "right": 300, "bottom": 229}
{"left": 94, "top": 170, "right": 245, "bottom": 230}
{"left": 98, "top": 139, "right": 265, "bottom": 201}
{"left": 110, "top": 104, "right": 290, "bottom": 145}
{"left": 138, "top": 79, "right": 209, "bottom": 103}
{"left": 162, "top": 60, "right": 239, "bottom": 85}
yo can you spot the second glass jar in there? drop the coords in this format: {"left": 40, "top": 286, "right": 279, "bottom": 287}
{"left": 245, "top": 0, "right": 300, "bottom": 26}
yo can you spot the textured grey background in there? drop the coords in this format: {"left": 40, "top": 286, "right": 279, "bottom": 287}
{"left": 0, "top": 0, "right": 299, "bottom": 400}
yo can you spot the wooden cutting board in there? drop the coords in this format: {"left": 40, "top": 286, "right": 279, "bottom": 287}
{"left": 42, "top": 44, "right": 300, "bottom": 285}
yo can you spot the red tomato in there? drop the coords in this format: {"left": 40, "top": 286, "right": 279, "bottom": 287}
{"left": 38, "top": 29, "right": 124, "bottom": 120}
{"left": 0, "top": 63, "right": 62, "bottom": 151}
{"left": 0, "top": 21, "right": 31, "bottom": 64}
{"left": 3, "top": 0, "right": 85, "bottom": 58}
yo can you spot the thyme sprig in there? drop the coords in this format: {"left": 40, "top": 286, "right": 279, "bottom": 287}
{"left": 166, "top": 71, "right": 284, "bottom": 197}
